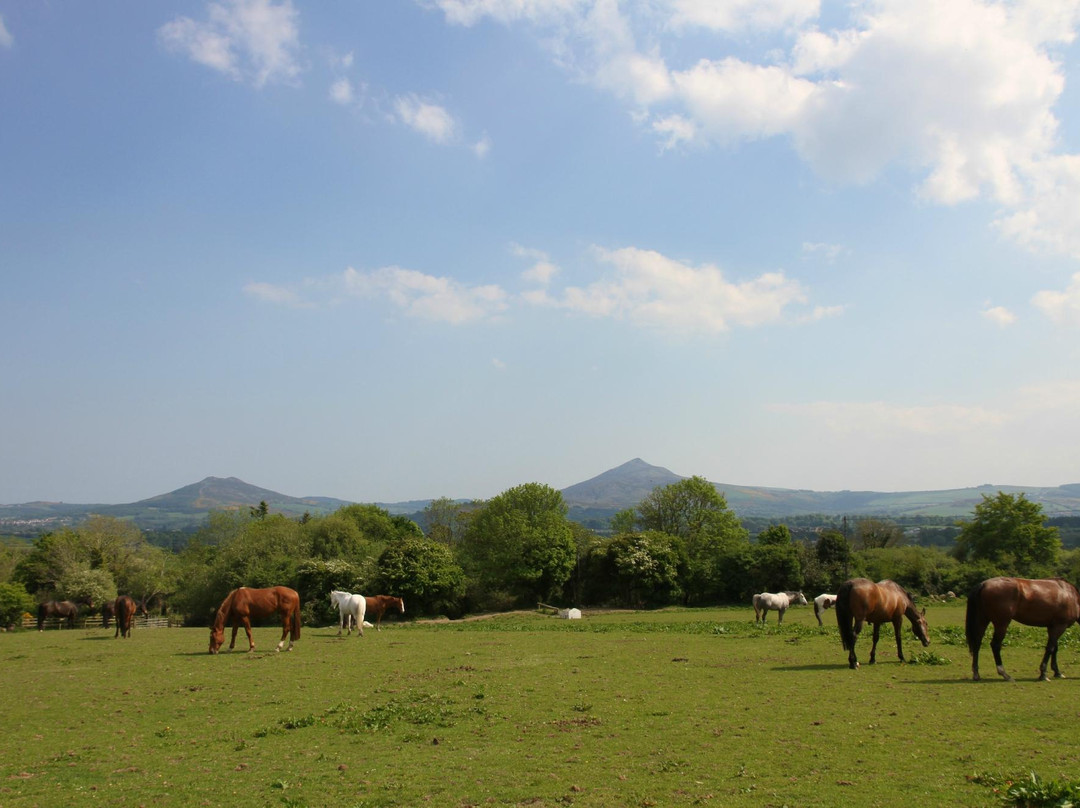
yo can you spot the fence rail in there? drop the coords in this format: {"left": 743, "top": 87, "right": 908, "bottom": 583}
{"left": 21, "top": 615, "right": 174, "bottom": 630}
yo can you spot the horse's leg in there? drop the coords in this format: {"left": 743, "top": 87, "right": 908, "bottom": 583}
{"left": 849, "top": 617, "right": 865, "bottom": 669}
{"left": 869, "top": 623, "right": 881, "bottom": 665}
{"left": 356, "top": 609, "right": 364, "bottom": 637}
{"left": 242, "top": 617, "right": 255, "bottom": 652}
{"left": 277, "top": 613, "right": 288, "bottom": 652}
{"left": 989, "top": 620, "right": 1012, "bottom": 681}
{"left": 1041, "top": 624, "right": 1069, "bottom": 680}
{"left": 229, "top": 623, "right": 239, "bottom": 651}
{"left": 970, "top": 615, "right": 989, "bottom": 681}
{"left": 892, "top": 616, "right": 905, "bottom": 663}
{"left": 778, "top": 607, "right": 786, "bottom": 624}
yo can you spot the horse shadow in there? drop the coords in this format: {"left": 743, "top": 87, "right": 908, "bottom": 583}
{"left": 80, "top": 635, "right": 112, "bottom": 642}
{"left": 774, "top": 663, "right": 842, "bottom": 672}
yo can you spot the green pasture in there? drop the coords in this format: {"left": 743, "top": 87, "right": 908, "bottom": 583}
{"left": 3, "top": 603, "right": 1080, "bottom": 807}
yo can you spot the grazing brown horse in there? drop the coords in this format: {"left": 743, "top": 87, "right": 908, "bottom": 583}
{"left": 37, "top": 600, "right": 80, "bottom": 631}
{"left": 209, "top": 586, "right": 301, "bottom": 654}
{"left": 101, "top": 599, "right": 116, "bottom": 628}
{"left": 113, "top": 596, "right": 148, "bottom": 639}
{"left": 966, "top": 577, "right": 1080, "bottom": 682}
{"left": 835, "top": 578, "right": 929, "bottom": 669}
{"left": 364, "top": 595, "right": 405, "bottom": 631}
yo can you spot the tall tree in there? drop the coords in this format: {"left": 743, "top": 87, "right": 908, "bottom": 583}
{"left": 459, "top": 483, "right": 575, "bottom": 608}
{"left": 632, "top": 476, "right": 749, "bottom": 604}
{"left": 954, "top": 491, "right": 1061, "bottom": 575}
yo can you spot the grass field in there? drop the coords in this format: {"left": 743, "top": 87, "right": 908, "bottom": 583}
{"left": 3, "top": 603, "right": 1080, "bottom": 807}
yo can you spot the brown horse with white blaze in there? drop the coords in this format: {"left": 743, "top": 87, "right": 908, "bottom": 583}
{"left": 835, "top": 578, "right": 929, "bottom": 669}
{"left": 967, "top": 577, "right": 1080, "bottom": 682}
{"left": 208, "top": 586, "right": 301, "bottom": 654}
{"left": 364, "top": 595, "right": 405, "bottom": 631}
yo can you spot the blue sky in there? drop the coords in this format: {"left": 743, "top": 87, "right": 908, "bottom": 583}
{"left": 2, "top": 0, "right": 1079, "bottom": 506}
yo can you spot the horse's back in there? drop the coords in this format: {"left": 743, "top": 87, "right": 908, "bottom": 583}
{"left": 983, "top": 577, "right": 1080, "bottom": 627}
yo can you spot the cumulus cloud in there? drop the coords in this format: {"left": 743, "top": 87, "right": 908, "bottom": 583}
{"left": 243, "top": 281, "right": 313, "bottom": 308}
{"left": 0, "top": 14, "right": 13, "bottom": 48}
{"left": 329, "top": 77, "right": 354, "bottom": 105}
{"left": 341, "top": 266, "right": 507, "bottom": 324}
{"left": 394, "top": 94, "right": 457, "bottom": 143}
{"left": 431, "top": 0, "right": 1080, "bottom": 259}
{"left": 158, "top": 0, "right": 301, "bottom": 88}
{"left": 1032, "top": 272, "right": 1080, "bottom": 325}
{"left": 801, "top": 242, "right": 847, "bottom": 262}
{"left": 529, "top": 245, "right": 828, "bottom": 333}
{"left": 982, "top": 305, "right": 1018, "bottom": 327}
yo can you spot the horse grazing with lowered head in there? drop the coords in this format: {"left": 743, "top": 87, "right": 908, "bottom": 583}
{"left": 752, "top": 591, "right": 807, "bottom": 624}
{"left": 209, "top": 586, "right": 301, "bottom": 654}
{"left": 364, "top": 595, "right": 405, "bottom": 631}
{"left": 37, "top": 600, "right": 80, "bottom": 631}
{"left": 330, "top": 590, "right": 367, "bottom": 637}
{"left": 814, "top": 593, "right": 837, "bottom": 626}
{"left": 835, "top": 578, "right": 929, "bottom": 669}
{"left": 113, "top": 595, "right": 148, "bottom": 639}
{"left": 967, "top": 577, "right": 1080, "bottom": 682}
{"left": 101, "top": 599, "right": 116, "bottom": 628}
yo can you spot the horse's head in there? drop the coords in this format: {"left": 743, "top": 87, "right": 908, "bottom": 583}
{"left": 912, "top": 606, "right": 930, "bottom": 647}
{"left": 209, "top": 626, "right": 224, "bottom": 654}
{"left": 793, "top": 592, "right": 808, "bottom": 606}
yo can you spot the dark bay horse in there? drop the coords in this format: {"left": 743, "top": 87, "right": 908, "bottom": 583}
{"left": 364, "top": 595, "right": 405, "bottom": 631}
{"left": 37, "top": 600, "right": 80, "bottom": 631}
{"left": 966, "top": 577, "right": 1080, "bottom": 681}
{"left": 209, "top": 586, "right": 301, "bottom": 654}
{"left": 113, "top": 595, "right": 148, "bottom": 639}
{"left": 835, "top": 578, "right": 929, "bottom": 669}
{"left": 101, "top": 599, "right": 116, "bottom": 628}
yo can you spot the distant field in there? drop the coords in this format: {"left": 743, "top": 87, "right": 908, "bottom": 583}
{"left": 3, "top": 604, "right": 1079, "bottom": 807}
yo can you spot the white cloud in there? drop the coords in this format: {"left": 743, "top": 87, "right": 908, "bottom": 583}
{"left": 342, "top": 266, "right": 507, "bottom": 324}
{"left": 982, "top": 305, "right": 1018, "bottom": 326}
{"left": 329, "top": 77, "right": 353, "bottom": 105}
{"left": 158, "top": 0, "right": 301, "bottom": 88}
{"left": 430, "top": 0, "right": 1080, "bottom": 260}
{"left": 0, "top": 14, "right": 14, "bottom": 48}
{"left": 473, "top": 133, "right": 493, "bottom": 158}
{"left": 522, "top": 260, "right": 560, "bottom": 285}
{"left": 532, "top": 245, "right": 828, "bottom": 333}
{"left": 492, "top": 357, "right": 507, "bottom": 370}
{"left": 666, "top": 0, "right": 820, "bottom": 33}
{"left": 243, "top": 281, "right": 312, "bottom": 308}
{"left": 394, "top": 94, "right": 457, "bottom": 143}
{"left": 1032, "top": 272, "right": 1080, "bottom": 325}
{"left": 801, "top": 241, "right": 847, "bottom": 262}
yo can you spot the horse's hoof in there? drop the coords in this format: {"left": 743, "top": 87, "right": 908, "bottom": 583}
{"left": 1055, "top": 673, "right": 1065, "bottom": 679}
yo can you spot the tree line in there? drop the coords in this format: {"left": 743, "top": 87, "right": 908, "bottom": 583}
{"left": 1, "top": 476, "right": 1073, "bottom": 628}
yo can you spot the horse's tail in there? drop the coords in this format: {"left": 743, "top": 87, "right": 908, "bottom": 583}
{"left": 835, "top": 580, "right": 856, "bottom": 651}
{"left": 291, "top": 597, "right": 301, "bottom": 641}
{"left": 965, "top": 580, "right": 986, "bottom": 656}
{"left": 752, "top": 594, "right": 761, "bottom": 621}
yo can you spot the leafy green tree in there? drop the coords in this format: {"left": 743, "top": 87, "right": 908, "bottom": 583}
{"left": 424, "top": 497, "right": 470, "bottom": 545}
{"left": 376, "top": 538, "right": 465, "bottom": 617}
{"left": 306, "top": 514, "right": 366, "bottom": 561}
{"left": 584, "top": 531, "right": 685, "bottom": 607}
{"left": 58, "top": 567, "right": 116, "bottom": 608}
{"left": 812, "top": 529, "right": 853, "bottom": 591}
{"left": 631, "top": 476, "right": 749, "bottom": 604}
{"left": 459, "top": 483, "right": 576, "bottom": 609}
{"left": 954, "top": 492, "right": 1061, "bottom": 576}
{"left": 757, "top": 524, "right": 793, "bottom": 546}
{"left": 213, "top": 514, "right": 311, "bottom": 591}
{"left": 855, "top": 518, "right": 904, "bottom": 550}
{"left": 0, "top": 582, "right": 35, "bottom": 629}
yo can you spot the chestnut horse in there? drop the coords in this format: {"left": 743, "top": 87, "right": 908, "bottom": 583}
{"left": 365, "top": 595, "right": 405, "bottom": 631}
{"left": 208, "top": 586, "right": 301, "bottom": 654}
{"left": 37, "top": 600, "right": 80, "bottom": 631}
{"left": 835, "top": 578, "right": 929, "bottom": 669}
{"left": 966, "top": 577, "right": 1080, "bottom": 682}
{"left": 113, "top": 595, "right": 148, "bottom": 639}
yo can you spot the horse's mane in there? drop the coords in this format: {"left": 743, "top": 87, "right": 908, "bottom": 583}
{"left": 212, "top": 589, "right": 237, "bottom": 632}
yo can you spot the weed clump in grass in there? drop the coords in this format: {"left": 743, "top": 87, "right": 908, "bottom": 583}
{"left": 973, "top": 771, "right": 1080, "bottom": 807}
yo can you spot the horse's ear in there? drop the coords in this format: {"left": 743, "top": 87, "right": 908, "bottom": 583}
{"left": 920, "top": 607, "right": 926, "bottom": 616}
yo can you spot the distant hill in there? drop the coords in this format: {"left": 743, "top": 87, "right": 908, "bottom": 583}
{"left": 2, "top": 463, "right": 1079, "bottom": 538}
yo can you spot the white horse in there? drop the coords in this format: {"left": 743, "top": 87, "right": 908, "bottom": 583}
{"left": 752, "top": 591, "right": 808, "bottom": 624}
{"left": 813, "top": 593, "right": 837, "bottom": 626}
{"left": 329, "top": 590, "right": 367, "bottom": 637}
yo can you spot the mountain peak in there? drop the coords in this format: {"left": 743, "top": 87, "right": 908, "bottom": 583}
{"left": 561, "top": 458, "right": 684, "bottom": 508}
